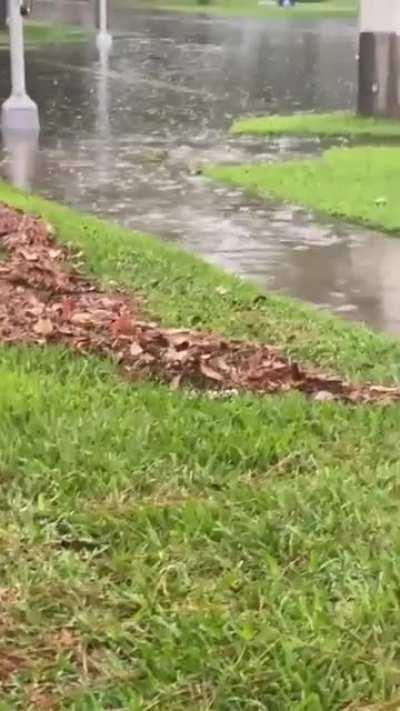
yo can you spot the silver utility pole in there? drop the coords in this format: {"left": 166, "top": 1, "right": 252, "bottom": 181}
{"left": 97, "top": 43, "right": 111, "bottom": 136}
{"left": 1, "top": 0, "right": 39, "bottom": 134}
{"left": 358, "top": 0, "right": 400, "bottom": 118}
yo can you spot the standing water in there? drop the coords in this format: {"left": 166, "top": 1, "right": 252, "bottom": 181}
{"left": 1, "top": 3, "right": 400, "bottom": 335}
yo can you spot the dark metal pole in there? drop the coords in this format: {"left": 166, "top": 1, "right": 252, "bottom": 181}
{"left": 94, "top": 0, "right": 100, "bottom": 30}
{"left": 0, "top": 0, "right": 7, "bottom": 28}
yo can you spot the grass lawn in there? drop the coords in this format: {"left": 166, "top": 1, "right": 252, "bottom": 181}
{"left": 0, "top": 22, "right": 90, "bottom": 48}
{"left": 231, "top": 111, "right": 400, "bottom": 139}
{"left": 3, "top": 183, "right": 400, "bottom": 708}
{"left": 140, "top": 0, "right": 358, "bottom": 19}
{"left": 206, "top": 146, "right": 400, "bottom": 234}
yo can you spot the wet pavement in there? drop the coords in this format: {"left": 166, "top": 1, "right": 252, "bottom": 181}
{"left": 1, "top": 2, "right": 400, "bottom": 335}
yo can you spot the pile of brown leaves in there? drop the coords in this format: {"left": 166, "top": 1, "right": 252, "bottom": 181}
{"left": 0, "top": 203, "right": 399, "bottom": 404}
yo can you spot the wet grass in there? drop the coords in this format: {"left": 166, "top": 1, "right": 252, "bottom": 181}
{"left": 206, "top": 146, "right": 400, "bottom": 236}
{"left": 2, "top": 180, "right": 400, "bottom": 383}
{"left": 140, "top": 0, "right": 357, "bottom": 19}
{"left": 231, "top": 111, "right": 400, "bottom": 138}
{"left": 2, "top": 184, "right": 400, "bottom": 708}
{"left": 0, "top": 22, "right": 90, "bottom": 48}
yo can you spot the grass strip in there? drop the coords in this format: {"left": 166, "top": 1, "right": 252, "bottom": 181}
{"left": 139, "top": 0, "right": 357, "bottom": 19}
{"left": 231, "top": 111, "right": 400, "bottom": 138}
{"left": 206, "top": 146, "right": 400, "bottom": 235}
{"left": 0, "top": 184, "right": 400, "bottom": 708}
{"left": 0, "top": 22, "right": 90, "bottom": 48}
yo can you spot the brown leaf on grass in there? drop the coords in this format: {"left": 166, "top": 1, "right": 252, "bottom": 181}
{"left": 170, "top": 374, "right": 182, "bottom": 390}
{"left": 99, "top": 297, "right": 122, "bottom": 312}
{"left": 54, "top": 628, "right": 76, "bottom": 649}
{"left": 140, "top": 352, "right": 156, "bottom": 365}
{"left": 0, "top": 649, "right": 28, "bottom": 681}
{"left": 0, "top": 587, "right": 22, "bottom": 605}
{"left": 70, "top": 312, "right": 93, "bottom": 327}
{"left": 216, "top": 357, "right": 232, "bottom": 373}
{"left": 200, "top": 362, "right": 224, "bottom": 382}
{"left": 313, "top": 390, "right": 336, "bottom": 402}
{"left": 129, "top": 342, "right": 144, "bottom": 358}
{"left": 26, "top": 299, "right": 45, "bottom": 317}
{"left": 54, "top": 272, "right": 71, "bottom": 292}
{"left": 60, "top": 297, "right": 75, "bottom": 321}
{"left": 369, "top": 385, "right": 400, "bottom": 395}
{"left": 110, "top": 315, "right": 136, "bottom": 337}
{"left": 164, "top": 347, "right": 190, "bottom": 363}
{"left": 48, "top": 248, "right": 62, "bottom": 260}
{"left": 247, "top": 349, "right": 264, "bottom": 371}
{"left": 33, "top": 318, "right": 54, "bottom": 337}
{"left": 166, "top": 331, "right": 191, "bottom": 350}
{"left": 19, "top": 249, "right": 39, "bottom": 262}
{"left": 290, "top": 361, "right": 302, "bottom": 380}
{"left": 26, "top": 687, "right": 58, "bottom": 711}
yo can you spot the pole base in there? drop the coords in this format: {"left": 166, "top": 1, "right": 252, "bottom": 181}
{"left": 96, "top": 32, "right": 112, "bottom": 51}
{"left": 1, "top": 94, "right": 40, "bottom": 134}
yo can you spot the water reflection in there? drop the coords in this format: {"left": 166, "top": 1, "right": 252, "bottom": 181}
{"left": 2, "top": 5, "right": 400, "bottom": 335}
{"left": 2, "top": 132, "right": 38, "bottom": 190}
{"left": 96, "top": 43, "right": 111, "bottom": 136}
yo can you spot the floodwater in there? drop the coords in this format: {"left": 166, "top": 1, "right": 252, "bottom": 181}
{"left": 1, "top": 2, "right": 400, "bottom": 335}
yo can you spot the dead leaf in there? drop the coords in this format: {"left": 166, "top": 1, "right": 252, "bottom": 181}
{"left": 0, "top": 650, "right": 28, "bottom": 681}
{"left": 33, "top": 318, "right": 54, "bottom": 336}
{"left": 164, "top": 347, "right": 189, "bottom": 363}
{"left": 290, "top": 362, "right": 302, "bottom": 380}
{"left": 314, "top": 390, "right": 335, "bottom": 402}
{"left": 27, "top": 303, "right": 45, "bottom": 317}
{"left": 165, "top": 331, "right": 191, "bottom": 349}
{"left": 111, "top": 316, "right": 136, "bottom": 337}
{"left": 70, "top": 312, "right": 93, "bottom": 326}
{"left": 55, "top": 628, "right": 76, "bottom": 649}
{"left": 26, "top": 688, "right": 57, "bottom": 711}
{"left": 200, "top": 363, "right": 224, "bottom": 382}
{"left": 48, "top": 248, "right": 62, "bottom": 259}
{"left": 369, "top": 385, "right": 400, "bottom": 395}
{"left": 100, "top": 297, "right": 120, "bottom": 310}
{"left": 170, "top": 374, "right": 182, "bottom": 390}
{"left": 20, "top": 249, "right": 39, "bottom": 262}
{"left": 216, "top": 357, "right": 231, "bottom": 373}
{"left": 141, "top": 353, "right": 156, "bottom": 365}
{"left": 129, "top": 343, "right": 144, "bottom": 357}
{"left": 61, "top": 298, "right": 75, "bottom": 321}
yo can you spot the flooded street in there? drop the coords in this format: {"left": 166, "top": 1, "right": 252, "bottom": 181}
{"left": 1, "top": 3, "right": 400, "bottom": 335}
